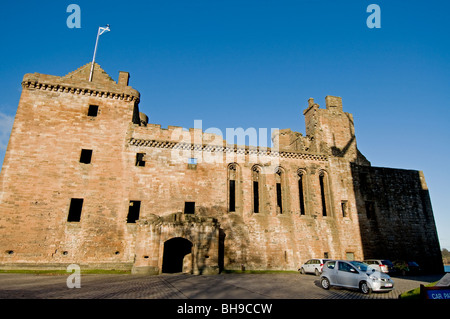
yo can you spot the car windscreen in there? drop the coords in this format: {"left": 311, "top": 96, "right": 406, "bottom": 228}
{"left": 350, "top": 261, "right": 370, "bottom": 272}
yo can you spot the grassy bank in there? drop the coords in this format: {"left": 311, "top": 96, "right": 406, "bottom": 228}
{"left": 0, "top": 269, "right": 131, "bottom": 275}
{"left": 221, "top": 269, "right": 299, "bottom": 274}
{"left": 399, "top": 281, "right": 438, "bottom": 299}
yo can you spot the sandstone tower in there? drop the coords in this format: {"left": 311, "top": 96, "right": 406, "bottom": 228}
{"left": 0, "top": 63, "right": 443, "bottom": 274}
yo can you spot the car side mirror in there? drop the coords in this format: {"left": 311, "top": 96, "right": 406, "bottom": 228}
{"left": 350, "top": 268, "right": 358, "bottom": 273}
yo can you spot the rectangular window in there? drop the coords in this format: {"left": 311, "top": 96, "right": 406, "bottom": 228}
{"left": 187, "top": 158, "right": 197, "bottom": 169}
{"left": 359, "top": 172, "right": 368, "bottom": 191}
{"left": 184, "top": 201, "right": 195, "bottom": 214}
{"left": 319, "top": 174, "right": 327, "bottom": 216}
{"left": 341, "top": 201, "right": 348, "bottom": 217}
{"left": 135, "top": 153, "right": 145, "bottom": 167}
{"left": 365, "top": 201, "right": 375, "bottom": 219}
{"left": 67, "top": 198, "right": 83, "bottom": 222}
{"left": 299, "top": 176, "right": 305, "bottom": 215}
{"left": 253, "top": 181, "right": 259, "bottom": 213}
{"left": 229, "top": 180, "right": 236, "bottom": 212}
{"left": 127, "top": 200, "right": 141, "bottom": 223}
{"left": 87, "top": 105, "right": 99, "bottom": 117}
{"left": 346, "top": 252, "right": 355, "bottom": 261}
{"left": 79, "top": 149, "right": 92, "bottom": 164}
{"left": 276, "top": 182, "right": 283, "bottom": 213}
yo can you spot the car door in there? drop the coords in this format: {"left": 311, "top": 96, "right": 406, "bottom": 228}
{"left": 337, "top": 261, "right": 360, "bottom": 288}
{"left": 324, "top": 261, "right": 337, "bottom": 284}
{"left": 303, "top": 260, "right": 311, "bottom": 273}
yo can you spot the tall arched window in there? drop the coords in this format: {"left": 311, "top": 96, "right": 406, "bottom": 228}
{"left": 252, "top": 165, "right": 261, "bottom": 213}
{"left": 228, "top": 163, "right": 237, "bottom": 212}
{"left": 298, "top": 169, "right": 307, "bottom": 215}
{"left": 319, "top": 170, "right": 331, "bottom": 217}
{"left": 275, "top": 167, "right": 285, "bottom": 214}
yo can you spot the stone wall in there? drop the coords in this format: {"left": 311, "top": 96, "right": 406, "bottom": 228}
{"left": 0, "top": 63, "right": 443, "bottom": 274}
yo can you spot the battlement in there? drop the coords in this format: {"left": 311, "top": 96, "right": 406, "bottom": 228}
{"left": 21, "top": 62, "right": 140, "bottom": 103}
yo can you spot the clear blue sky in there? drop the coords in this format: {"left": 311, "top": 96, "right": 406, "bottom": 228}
{"left": 0, "top": 1, "right": 449, "bottom": 249}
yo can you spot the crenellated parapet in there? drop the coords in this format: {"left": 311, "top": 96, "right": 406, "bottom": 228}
{"left": 21, "top": 62, "right": 140, "bottom": 103}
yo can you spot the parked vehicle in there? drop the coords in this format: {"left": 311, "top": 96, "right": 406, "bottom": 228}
{"left": 320, "top": 260, "right": 394, "bottom": 294}
{"left": 393, "top": 260, "right": 421, "bottom": 275}
{"left": 299, "top": 259, "right": 331, "bottom": 276}
{"left": 364, "top": 259, "right": 395, "bottom": 274}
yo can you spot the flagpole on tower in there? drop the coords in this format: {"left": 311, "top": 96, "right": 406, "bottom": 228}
{"left": 89, "top": 24, "right": 111, "bottom": 82}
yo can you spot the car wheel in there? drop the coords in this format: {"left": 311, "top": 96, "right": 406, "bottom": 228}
{"left": 321, "top": 277, "right": 330, "bottom": 290}
{"left": 300, "top": 267, "right": 306, "bottom": 275}
{"left": 359, "top": 281, "right": 372, "bottom": 294}
{"left": 315, "top": 269, "right": 320, "bottom": 276}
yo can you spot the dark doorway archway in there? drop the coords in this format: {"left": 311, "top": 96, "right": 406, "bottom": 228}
{"left": 162, "top": 237, "right": 193, "bottom": 273}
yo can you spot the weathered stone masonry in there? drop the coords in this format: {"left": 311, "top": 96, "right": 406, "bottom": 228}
{"left": 0, "top": 63, "right": 443, "bottom": 274}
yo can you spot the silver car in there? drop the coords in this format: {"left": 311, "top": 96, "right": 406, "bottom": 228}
{"left": 320, "top": 260, "right": 394, "bottom": 294}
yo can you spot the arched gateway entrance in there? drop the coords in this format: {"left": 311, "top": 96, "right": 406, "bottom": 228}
{"left": 131, "top": 213, "right": 220, "bottom": 275}
{"left": 162, "top": 237, "right": 192, "bottom": 273}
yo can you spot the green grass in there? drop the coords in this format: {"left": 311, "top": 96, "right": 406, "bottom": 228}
{"left": 399, "top": 281, "right": 438, "bottom": 299}
{"left": 221, "top": 269, "right": 299, "bottom": 274}
{"left": 0, "top": 269, "right": 131, "bottom": 275}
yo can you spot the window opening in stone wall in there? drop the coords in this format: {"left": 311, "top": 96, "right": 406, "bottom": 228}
{"left": 127, "top": 200, "right": 141, "bottom": 223}
{"left": 229, "top": 180, "right": 236, "bottom": 212}
{"left": 87, "top": 105, "right": 99, "bottom": 117}
{"left": 341, "top": 200, "right": 348, "bottom": 217}
{"left": 135, "top": 153, "right": 145, "bottom": 167}
{"left": 298, "top": 172, "right": 306, "bottom": 215}
{"left": 252, "top": 166, "right": 260, "bottom": 213}
{"left": 79, "top": 149, "right": 92, "bottom": 164}
{"left": 253, "top": 181, "right": 259, "bottom": 213}
{"left": 324, "top": 252, "right": 329, "bottom": 259}
{"left": 319, "top": 172, "right": 327, "bottom": 216}
{"left": 228, "top": 164, "right": 237, "bottom": 212}
{"left": 365, "top": 201, "right": 375, "bottom": 220}
{"left": 359, "top": 172, "right": 368, "bottom": 191}
{"left": 276, "top": 183, "right": 283, "bottom": 213}
{"left": 67, "top": 198, "right": 83, "bottom": 222}
{"left": 275, "top": 168, "right": 283, "bottom": 214}
{"left": 184, "top": 201, "right": 195, "bottom": 214}
{"left": 187, "top": 158, "right": 197, "bottom": 169}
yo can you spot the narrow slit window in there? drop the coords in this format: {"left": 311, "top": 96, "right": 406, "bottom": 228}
{"left": 275, "top": 168, "right": 284, "bottom": 214}
{"left": 253, "top": 181, "right": 259, "bottom": 213}
{"left": 276, "top": 183, "right": 283, "bottom": 213}
{"left": 135, "top": 153, "right": 146, "bottom": 167}
{"left": 298, "top": 173, "right": 306, "bottom": 215}
{"left": 87, "top": 105, "right": 99, "bottom": 117}
{"left": 127, "top": 200, "right": 141, "bottom": 223}
{"left": 319, "top": 173, "right": 327, "bottom": 216}
{"left": 67, "top": 198, "right": 83, "bottom": 222}
{"left": 252, "top": 166, "right": 261, "bottom": 213}
{"left": 79, "top": 149, "right": 92, "bottom": 164}
{"left": 229, "top": 180, "right": 236, "bottom": 212}
{"left": 184, "top": 201, "right": 195, "bottom": 214}
{"left": 341, "top": 201, "right": 348, "bottom": 217}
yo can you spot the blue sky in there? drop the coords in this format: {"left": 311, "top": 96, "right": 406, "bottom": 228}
{"left": 0, "top": 1, "right": 449, "bottom": 249}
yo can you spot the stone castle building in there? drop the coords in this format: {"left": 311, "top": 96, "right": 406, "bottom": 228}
{"left": 0, "top": 63, "right": 443, "bottom": 274}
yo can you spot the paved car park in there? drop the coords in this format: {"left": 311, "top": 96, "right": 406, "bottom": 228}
{"left": 0, "top": 272, "right": 443, "bottom": 299}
